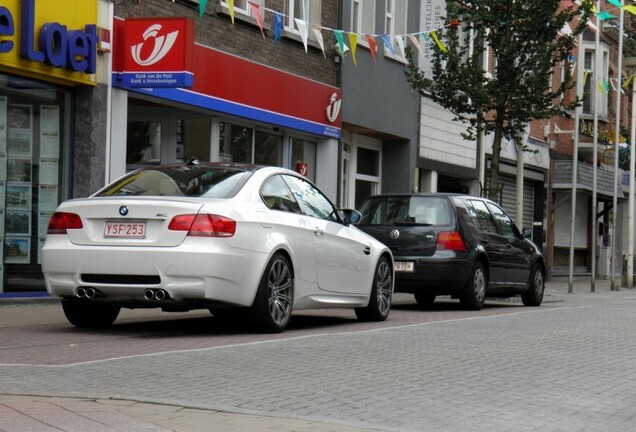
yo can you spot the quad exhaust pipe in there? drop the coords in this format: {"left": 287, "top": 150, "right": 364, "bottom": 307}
{"left": 144, "top": 289, "right": 169, "bottom": 301}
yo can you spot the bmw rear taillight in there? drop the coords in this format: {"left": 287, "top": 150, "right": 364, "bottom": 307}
{"left": 168, "top": 214, "right": 236, "bottom": 237}
{"left": 47, "top": 212, "right": 83, "bottom": 234}
{"left": 436, "top": 231, "right": 466, "bottom": 251}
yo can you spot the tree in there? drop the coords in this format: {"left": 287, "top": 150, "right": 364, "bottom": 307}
{"left": 405, "top": 0, "right": 592, "bottom": 200}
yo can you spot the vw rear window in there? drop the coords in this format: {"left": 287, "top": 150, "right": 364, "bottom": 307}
{"left": 96, "top": 166, "right": 252, "bottom": 198}
{"left": 358, "top": 196, "right": 453, "bottom": 226}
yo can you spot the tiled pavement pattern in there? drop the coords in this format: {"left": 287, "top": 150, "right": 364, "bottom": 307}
{"left": 2, "top": 279, "right": 636, "bottom": 432}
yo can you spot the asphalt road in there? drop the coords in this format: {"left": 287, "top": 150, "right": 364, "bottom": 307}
{"left": 1, "top": 280, "right": 635, "bottom": 432}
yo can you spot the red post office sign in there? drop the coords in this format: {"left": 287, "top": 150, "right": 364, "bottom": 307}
{"left": 115, "top": 17, "right": 194, "bottom": 88}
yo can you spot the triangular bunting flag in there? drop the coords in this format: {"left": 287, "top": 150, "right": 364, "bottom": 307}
{"left": 596, "top": 11, "right": 617, "bottom": 20}
{"left": 623, "top": 5, "right": 636, "bottom": 15}
{"left": 312, "top": 25, "right": 326, "bottom": 58}
{"left": 395, "top": 35, "right": 406, "bottom": 58}
{"left": 294, "top": 18, "right": 309, "bottom": 53}
{"left": 607, "top": 0, "right": 622, "bottom": 7}
{"left": 430, "top": 30, "right": 447, "bottom": 52}
{"left": 623, "top": 75, "right": 633, "bottom": 89}
{"left": 199, "top": 0, "right": 208, "bottom": 17}
{"left": 407, "top": 34, "right": 425, "bottom": 58}
{"left": 248, "top": 1, "right": 265, "bottom": 38}
{"left": 381, "top": 34, "right": 396, "bottom": 57}
{"left": 583, "top": 70, "right": 590, "bottom": 87}
{"left": 273, "top": 13, "right": 282, "bottom": 44}
{"left": 348, "top": 33, "right": 359, "bottom": 66}
{"left": 366, "top": 35, "right": 377, "bottom": 63}
{"left": 228, "top": 0, "right": 235, "bottom": 25}
{"left": 333, "top": 30, "right": 347, "bottom": 61}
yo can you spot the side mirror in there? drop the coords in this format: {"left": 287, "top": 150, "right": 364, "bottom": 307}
{"left": 522, "top": 228, "right": 532, "bottom": 239}
{"left": 340, "top": 209, "right": 362, "bottom": 225}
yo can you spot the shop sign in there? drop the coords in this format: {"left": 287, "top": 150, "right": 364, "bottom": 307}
{"left": 580, "top": 119, "right": 613, "bottom": 144}
{"left": 115, "top": 18, "right": 194, "bottom": 88}
{"left": 0, "top": 0, "right": 98, "bottom": 86}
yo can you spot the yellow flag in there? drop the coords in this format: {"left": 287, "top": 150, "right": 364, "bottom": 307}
{"left": 430, "top": 31, "right": 447, "bottom": 53}
{"left": 624, "top": 75, "right": 633, "bottom": 89}
{"left": 228, "top": 0, "right": 235, "bottom": 24}
{"left": 583, "top": 70, "right": 590, "bottom": 88}
{"left": 623, "top": 5, "right": 636, "bottom": 15}
{"left": 348, "top": 33, "right": 358, "bottom": 66}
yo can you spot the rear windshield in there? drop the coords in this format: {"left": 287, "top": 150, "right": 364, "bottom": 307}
{"left": 358, "top": 196, "right": 453, "bottom": 226}
{"left": 95, "top": 166, "right": 252, "bottom": 198}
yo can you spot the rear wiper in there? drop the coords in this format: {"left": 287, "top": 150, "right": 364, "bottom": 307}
{"left": 393, "top": 221, "right": 432, "bottom": 226}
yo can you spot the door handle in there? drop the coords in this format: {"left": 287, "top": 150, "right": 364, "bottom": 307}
{"left": 313, "top": 227, "right": 324, "bottom": 237}
{"left": 363, "top": 246, "right": 371, "bottom": 255}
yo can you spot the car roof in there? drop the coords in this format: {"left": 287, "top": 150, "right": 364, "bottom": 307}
{"left": 137, "top": 161, "right": 265, "bottom": 172}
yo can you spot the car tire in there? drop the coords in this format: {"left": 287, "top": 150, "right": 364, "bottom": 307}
{"left": 460, "top": 261, "right": 486, "bottom": 310}
{"left": 61, "top": 300, "right": 120, "bottom": 328}
{"left": 414, "top": 291, "right": 436, "bottom": 308}
{"left": 355, "top": 256, "right": 392, "bottom": 322}
{"left": 248, "top": 252, "right": 293, "bottom": 333}
{"left": 521, "top": 266, "right": 544, "bottom": 307}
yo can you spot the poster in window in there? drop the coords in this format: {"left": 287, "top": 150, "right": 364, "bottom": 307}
{"left": 38, "top": 237, "right": 45, "bottom": 265}
{"left": 7, "top": 158, "right": 32, "bottom": 182}
{"left": 0, "top": 96, "right": 6, "bottom": 154}
{"left": 7, "top": 105, "right": 32, "bottom": 158}
{"left": 38, "top": 185, "right": 58, "bottom": 213}
{"left": 5, "top": 237, "right": 30, "bottom": 264}
{"left": 6, "top": 183, "right": 31, "bottom": 210}
{"left": 39, "top": 211, "right": 54, "bottom": 238}
{"left": 40, "top": 105, "right": 60, "bottom": 159}
{"left": 39, "top": 158, "right": 58, "bottom": 185}
{"left": 0, "top": 153, "right": 6, "bottom": 181}
{"left": 6, "top": 210, "right": 31, "bottom": 236}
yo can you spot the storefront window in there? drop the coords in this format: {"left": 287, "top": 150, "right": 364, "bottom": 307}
{"left": 177, "top": 118, "right": 211, "bottom": 162}
{"left": 219, "top": 122, "right": 253, "bottom": 163}
{"left": 254, "top": 131, "right": 283, "bottom": 166}
{"left": 290, "top": 137, "right": 316, "bottom": 182}
{"left": 127, "top": 120, "right": 161, "bottom": 167}
{"left": 0, "top": 74, "right": 71, "bottom": 293}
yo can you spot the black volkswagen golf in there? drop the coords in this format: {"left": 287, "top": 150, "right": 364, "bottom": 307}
{"left": 356, "top": 193, "right": 545, "bottom": 310}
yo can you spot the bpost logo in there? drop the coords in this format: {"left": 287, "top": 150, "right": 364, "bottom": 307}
{"left": 131, "top": 24, "right": 178, "bottom": 66}
{"left": 116, "top": 17, "right": 193, "bottom": 88}
{"left": 326, "top": 92, "right": 342, "bottom": 123}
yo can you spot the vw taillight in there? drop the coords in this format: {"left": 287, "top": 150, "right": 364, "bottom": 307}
{"left": 169, "top": 214, "right": 236, "bottom": 237}
{"left": 436, "top": 231, "right": 466, "bottom": 251}
{"left": 47, "top": 212, "right": 83, "bottom": 234}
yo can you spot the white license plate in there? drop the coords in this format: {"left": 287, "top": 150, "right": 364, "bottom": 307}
{"left": 394, "top": 261, "right": 414, "bottom": 272}
{"left": 104, "top": 222, "right": 146, "bottom": 238}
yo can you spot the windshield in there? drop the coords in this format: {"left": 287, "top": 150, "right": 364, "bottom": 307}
{"left": 358, "top": 196, "right": 453, "bottom": 226}
{"left": 96, "top": 166, "right": 252, "bottom": 198}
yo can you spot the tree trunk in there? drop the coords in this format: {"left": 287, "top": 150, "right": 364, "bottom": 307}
{"left": 488, "top": 112, "right": 506, "bottom": 202}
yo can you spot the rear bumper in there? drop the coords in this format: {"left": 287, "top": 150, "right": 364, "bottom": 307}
{"left": 393, "top": 255, "right": 472, "bottom": 294}
{"left": 42, "top": 236, "right": 269, "bottom": 308}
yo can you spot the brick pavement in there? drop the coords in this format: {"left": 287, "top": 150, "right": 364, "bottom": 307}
{"left": 1, "top": 279, "right": 636, "bottom": 432}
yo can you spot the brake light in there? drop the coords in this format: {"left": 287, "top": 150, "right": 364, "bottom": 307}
{"left": 47, "top": 212, "right": 83, "bottom": 234}
{"left": 168, "top": 214, "right": 236, "bottom": 237}
{"left": 436, "top": 231, "right": 466, "bottom": 251}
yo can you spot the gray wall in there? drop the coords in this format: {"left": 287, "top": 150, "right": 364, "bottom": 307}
{"left": 339, "top": 0, "right": 420, "bottom": 194}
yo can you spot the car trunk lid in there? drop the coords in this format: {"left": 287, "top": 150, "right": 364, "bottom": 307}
{"left": 55, "top": 197, "right": 206, "bottom": 247}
